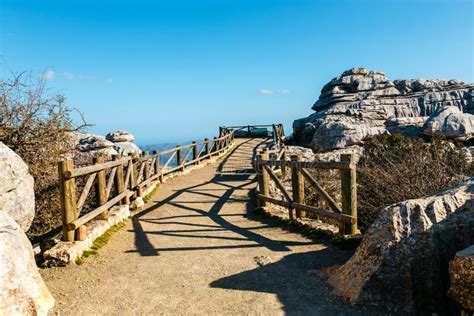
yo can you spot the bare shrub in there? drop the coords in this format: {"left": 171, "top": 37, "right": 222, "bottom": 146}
{"left": 357, "top": 133, "right": 473, "bottom": 232}
{"left": 0, "top": 71, "right": 89, "bottom": 239}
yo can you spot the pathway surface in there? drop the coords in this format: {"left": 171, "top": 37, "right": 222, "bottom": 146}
{"left": 41, "top": 138, "right": 393, "bottom": 315}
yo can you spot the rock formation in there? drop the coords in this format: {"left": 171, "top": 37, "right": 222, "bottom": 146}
{"left": 0, "top": 142, "right": 35, "bottom": 231}
{"left": 292, "top": 68, "right": 474, "bottom": 152}
{"left": 106, "top": 130, "right": 141, "bottom": 156}
{"left": 423, "top": 106, "right": 474, "bottom": 140}
{"left": 327, "top": 178, "right": 474, "bottom": 314}
{"left": 0, "top": 142, "right": 55, "bottom": 315}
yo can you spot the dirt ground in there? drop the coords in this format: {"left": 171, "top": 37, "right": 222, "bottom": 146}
{"left": 41, "top": 139, "right": 396, "bottom": 315}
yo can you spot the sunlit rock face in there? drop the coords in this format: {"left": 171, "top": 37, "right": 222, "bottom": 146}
{"left": 292, "top": 68, "right": 473, "bottom": 151}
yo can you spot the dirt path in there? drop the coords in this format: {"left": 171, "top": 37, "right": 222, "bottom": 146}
{"left": 41, "top": 139, "right": 392, "bottom": 315}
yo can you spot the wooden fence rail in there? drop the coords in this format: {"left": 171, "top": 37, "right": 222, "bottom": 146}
{"left": 256, "top": 148, "right": 358, "bottom": 236}
{"left": 58, "top": 129, "right": 236, "bottom": 241}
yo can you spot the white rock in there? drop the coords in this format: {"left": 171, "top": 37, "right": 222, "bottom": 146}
{"left": 113, "top": 142, "right": 141, "bottom": 156}
{"left": 76, "top": 135, "right": 114, "bottom": 152}
{"left": 106, "top": 130, "right": 135, "bottom": 143}
{"left": 0, "top": 142, "right": 35, "bottom": 231}
{"left": 422, "top": 106, "right": 474, "bottom": 140}
{"left": 0, "top": 212, "right": 55, "bottom": 315}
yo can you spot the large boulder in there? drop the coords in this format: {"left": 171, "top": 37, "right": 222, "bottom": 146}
{"left": 292, "top": 68, "right": 473, "bottom": 151}
{"left": 328, "top": 178, "right": 474, "bottom": 314}
{"left": 76, "top": 135, "right": 114, "bottom": 152}
{"left": 423, "top": 106, "right": 474, "bottom": 140}
{"left": 0, "top": 142, "right": 35, "bottom": 231}
{"left": 113, "top": 142, "right": 141, "bottom": 156}
{"left": 0, "top": 212, "right": 55, "bottom": 315}
{"left": 106, "top": 130, "right": 135, "bottom": 143}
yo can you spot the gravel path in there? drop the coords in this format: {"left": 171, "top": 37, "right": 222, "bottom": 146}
{"left": 41, "top": 139, "right": 394, "bottom": 315}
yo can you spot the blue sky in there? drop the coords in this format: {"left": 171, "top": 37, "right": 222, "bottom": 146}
{"left": 1, "top": 0, "right": 473, "bottom": 145}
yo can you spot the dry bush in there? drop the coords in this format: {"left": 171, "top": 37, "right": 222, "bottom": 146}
{"left": 357, "top": 133, "right": 473, "bottom": 233}
{"left": 0, "top": 72, "right": 88, "bottom": 240}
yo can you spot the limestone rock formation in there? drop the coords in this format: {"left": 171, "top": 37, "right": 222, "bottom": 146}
{"left": 0, "top": 142, "right": 35, "bottom": 231}
{"left": 76, "top": 135, "right": 115, "bottom": 152}
{"left": 292, "top": 68, "right": 473, "bottom": 151}
{"left": 113, "top": 141, "right": 141, "bottom": 156}
{"left": 106, "top": 130, "right": 135, "bottom": 142}
{"left": 448, "top": 245, "right": 474, "bottom": 312}
{"left": 0, "top": 212, "right": 55, "bottom": 315}
{"left": 423, "top": 106, "right": 474, "bottom": 140}
{"left": 327, "top": 178, "right": 474, "bottom": 314}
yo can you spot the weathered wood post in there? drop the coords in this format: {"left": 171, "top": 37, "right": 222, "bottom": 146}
{"left": 204, "top": 138, "right": 210, "bottom": 158}
{"left": 192, "top": 141, "right": 198, "bottom": 163}
{"left": 247, "top": 125, "right": 251, "bottom": 137}
{"left": 76, "top": 226, "right": 87, "bottom": 241}
{"left": 291, "top": 154, "right": 305, "bottom": 219}
{"left": 176, "top": 145, "right": 183, "bottom": 171}
{"left": 130, "top": 152, "right": 138, "bottom": 198}
{"left": 212, "top": 137, "right": 217, "bottom": 154}
{"left": 153, "top": 150, "right": 163, "bottom": 182}
{"left": 113, "top": 154, "right": 128, "bottom": 205}
{"left": 143, "top": 151, "right": 150, "bottom": 181}
{"left": 93, "top": 156, "right": 109, "bottom": 219}
{"left": 340, "top": 153, "right": 357, "bottom": 235}
{"left": 256, "top": 151, "right": 269, "bottom": 207}
{"left": 281, "top": 145, "right": 288, "bottom": 178}
{"left": 58, "top": 159, "right": 78, "bottom": 241}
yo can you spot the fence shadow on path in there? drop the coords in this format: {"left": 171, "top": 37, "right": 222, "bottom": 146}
{"left": 128, "top": 138, "right": 314, "bottom": 256}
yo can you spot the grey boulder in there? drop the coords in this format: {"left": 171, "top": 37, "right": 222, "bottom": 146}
{"left": 328, "top": 178, "right": 474, "bottom": 314}
{"left": 106, "top": 130, "right": 135, "bottom": 143}
{"left": 423, "top": 106, "right": 474, "bottom": 140}
{"left": 113, "top": 142, "right": 141, "bottom": 156}
{"left": 0, "top": 212, "right": 55, "bottom": 315}
{"left": 76, "top": 135, "right": 114, "bottom": 152}
{"left": 0, "top": 142, "right": 35, "bottom": 231}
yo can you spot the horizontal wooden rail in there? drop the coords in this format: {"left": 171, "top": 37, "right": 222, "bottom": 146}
{"left": 64, "top": 157, "right": 131, "bottom": 179}
{"left": 258, "top": 159, "right": 353, "bottom": 170}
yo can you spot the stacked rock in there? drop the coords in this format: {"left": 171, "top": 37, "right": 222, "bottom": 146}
{"left": 105, "top": 130, "right": 141, "bottom": 156}
{"left": 293, "top": 68, "right": 474, "bottom": 152}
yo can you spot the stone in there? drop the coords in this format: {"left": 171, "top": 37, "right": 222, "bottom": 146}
{"left": 0, "top": 212, "right": 55, "bottom": 315}
{"left": 130, "top": 196, "right": 145, "bottom": 210}
{"left": 448, "top": 245, "right": 474, "bottom": 312}
{"left": 292, "top": 68, "right": 473, "bottom": 151}
{"left": 76, "top": 135, "right": 114, "bottom": 152}
{"left": 106, "top": 130, "right": 135, "bottom": 143}
{"left": 327, "top": 178, "right": 474, "bottom": 314}
{"left": 0, "top": 142, "right": 35, "bottom": 231}
{"left": 113, "top": 142, "right": 141, "bottom": 156}
{"left": 422, "top": 106, "right": 474, "bottom": 140}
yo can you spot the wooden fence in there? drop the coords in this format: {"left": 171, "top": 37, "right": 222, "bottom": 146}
{"left": 222, "top": 124, "right": 284, "bottom": 145}
{"left": 58, "top": 129, "right": 235, "bottom": 241}
{"left": 256, "top": 148, "right": 358, "bottom": 236}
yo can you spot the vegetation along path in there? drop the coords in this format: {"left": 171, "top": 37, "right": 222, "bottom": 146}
{"left": 41, "top": 139, "right": 394, "bottom": 315}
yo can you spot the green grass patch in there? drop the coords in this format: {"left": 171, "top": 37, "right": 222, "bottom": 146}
{"left": 143, "top": 183, "right": 160, "bottom": 203}
{"left": 75, "top": 221, "right": 126, "bottom": 265}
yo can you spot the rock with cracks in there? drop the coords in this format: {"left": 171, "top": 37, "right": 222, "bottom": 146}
{"left": 0, "top": 211, "right": 55, "bottom": 315}
{"left": 0, "top": 142, "right": 35, "bottom": 231}
{"left": 327, "top": 178, "right": 474, "bottom": 314}
{"left": 448, "top": 245, "right": 474, "bottom": 312}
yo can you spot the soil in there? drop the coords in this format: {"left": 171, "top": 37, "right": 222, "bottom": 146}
{"left": 40, "top": 139, "right": 398, "bottom": 315}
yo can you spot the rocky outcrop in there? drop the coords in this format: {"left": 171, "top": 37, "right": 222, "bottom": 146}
{"left": 448, "top": 245, "right": 474, "bottom": 312}
{"left": 0, "top": 142, "right": 35, "bottom": 231}
{"left": 423, "top": 106, "right": 474, "bottom": 140}
{"left": 293, "top": 68, "right": 473, "bottom": 151}
{"left": 113, "top": 142, "right": 141, "bottom": 156}
{"left": 0, "top": 143, "right": 54, "bottom": 315}
{"left": 327, "top": 178, "right": 474, "bottom": 314}
{"left": 106, "top": 130, "right": 135, "bottom": 143}
{"left": 0, "top": 212, "right": 55, "bottom": 315}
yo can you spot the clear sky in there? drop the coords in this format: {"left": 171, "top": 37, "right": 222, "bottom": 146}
{"left": 1, "top": 0, "right": 473, "bottom": 145}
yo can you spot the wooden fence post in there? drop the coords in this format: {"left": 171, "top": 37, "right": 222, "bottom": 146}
{"left": 281, "top": 145, "right": 288, "bottom": 178}
{"left": 113, "top": 154, "right": 126, "bottom": 205}
{"left": 212, "top": 137, "right": 217, "bottom": 154}
{"left": 130, "top": 152, "right": 138, "bottom": 198}
{"left": 143, "top": 151, "right": 150, "bottom": 181}
{"left": 58, "top": 159, "right": 77, "bottom": 241}
{"left": 153, "top": 150, "right": 163, "bottom": 182}
{"left": 204, "top": 138, "right": 210, "bottom": 158}
{"left": 256, "top": 151, "right": 269, "bottom": 207}
{"left": 93, "top": 156, "right": 108, "bottom": 219}
{"left": 192, "top": 141, "right": 198, "bottom": 163}
{"left": 291, "top": 154, "right": 305, "bottom": 219}
{"left": 340, "top": 154, "right": 357, "bottom": 235}
{"left": 176, "top": 145, "right": 183, "bottom": 171}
